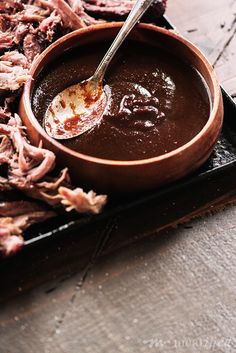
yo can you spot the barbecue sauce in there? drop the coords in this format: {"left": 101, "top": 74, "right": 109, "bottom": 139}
{"left": 32, "top": 41, "right": 210, "bottom": 161}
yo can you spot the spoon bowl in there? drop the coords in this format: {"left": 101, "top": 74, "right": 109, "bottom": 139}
{"left": 44, "top": 0, "right": 154, "bottom": 140}
{"left": 44, "top": 78, "right": 107, "bottom": 139}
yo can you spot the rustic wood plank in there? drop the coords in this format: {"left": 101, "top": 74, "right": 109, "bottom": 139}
{"left": 1, "top": 1, "right": 236, "bottom": 353}
{"left": 167, "top": 0, "right": 236, "bottom": 100}
{"left": 214, "top": 32, "right": 236, "bottom": 98}
{"left": 1, "top": 207, "right": 235, "bottom": 353}
{"left": 167, "top": 0, "right": 236, "bottom": 62}
{"left": 47, "top": 209, "right": 236, "bottom": 353}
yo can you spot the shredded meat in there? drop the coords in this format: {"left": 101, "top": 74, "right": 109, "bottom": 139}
{"left": 0, "top": 96, "right": 15, "bottom": 121}
{"left": 38, "top": 0, "right": 86, "bottom": 29}
{"left": 0, "top": 200, "right": 53, "bottom": 217}
{"left": 0, "top": 31, "right": 14, "bottom": 51}
{"left": 39, "top": 10, "right": 62, "bottom": 41}
{"left": 0, "top": 50, "right": 29, "bottom": 68}
{"left": 31, "top": 167, "right": 71, "bottom": 205}
{"left": 0, "top": 230, "right": 24, "bottom": 257}
{"left": 13, "top": 22, "right": 29, "bottom": 44}
{"left": 0, "top": 114, "right": 105, "bottom": 212}
{"left": 19, "top": 4, "right": 49, "bottom": 22}
{"left": 83, "top": 0, "right": 134, "bottom": 18}
{"left": 23, "top": 32, "right": 42, "bottom": 62}
{"left": 0, "top": 135, "right": 13, "bottom": 164}
{"left": 83, "top": 0, "right": 167, "bottom": 20}
{"left": 6, "top": 114, "right": 56, "bottom": 181}
{"left": 0, "top": 0, "right": 24, "bottom": 12}
{"left": 0, "top": 176, "right": 12, "bottom": 191}
{"left": 0, "top": 50, "right": 30, "bottom": 93}
{"left": 67, "top": 0, "right": 100, "bottom": 25}
{"left": 0, "top": 200, "right": 56, "bottom": 256}
{"left": 12, "top": 168, "right": 71, "bottom": 206}
{"left": 59, "top": 186, "right": 107, "bottom": 214}
{"left": 0, "top": 61, "right": 29, "bottom": 92}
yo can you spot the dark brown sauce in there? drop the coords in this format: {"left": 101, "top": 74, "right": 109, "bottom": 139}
{"left": 32, "top": 41, "right": 210, "bottom": 161}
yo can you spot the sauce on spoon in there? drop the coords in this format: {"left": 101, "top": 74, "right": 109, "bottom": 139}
{"left": 43, "top": 0, "right": 155, "bottom": 140}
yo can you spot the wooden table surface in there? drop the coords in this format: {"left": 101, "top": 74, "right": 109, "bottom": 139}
{"left": 1, "top": 1, "right": 236, "bottom": 352}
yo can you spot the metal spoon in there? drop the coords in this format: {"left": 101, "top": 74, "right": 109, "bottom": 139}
{"left": 44, "top": 0, "right": 154, "bottom": 140}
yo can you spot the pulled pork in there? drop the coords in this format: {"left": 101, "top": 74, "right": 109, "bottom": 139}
{"left": 39, "top": 10, "right": 62, "bottom": 41}
{"left": 0, "top": 0, "right": 167, "bottom": 255}
{"left": 0, "top": 50, "right": 30, "bottom": 94}
{"left": 0, "top": 200, "right": 56, "bottom": 256}
{"left": 59, "top": 187, "right": 107, "bottom": 214}
{"left": 38, "top": 0, "right": 86, "bottom": 29}
{"left": 0, "top": 31, "right": 14, "bottom": 51}
{"left": 0, "top": 114, "right": 107, "bottom": 255}
{"left": 83, "top": 0, "right": 167, "bottom": 21}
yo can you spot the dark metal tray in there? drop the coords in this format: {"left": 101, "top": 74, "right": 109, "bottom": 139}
{"left": 1, "top": 16, "right": 236, "bottom": 301}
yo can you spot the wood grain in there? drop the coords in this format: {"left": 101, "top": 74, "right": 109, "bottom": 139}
{"left": 1, "top": 1, "right": 236, "bottom": 352}
{"left": 166, "top": 0, "right": 236, "bottom": 100}
{"left": 0, "top": 207, "right": 236, "bottom": 353}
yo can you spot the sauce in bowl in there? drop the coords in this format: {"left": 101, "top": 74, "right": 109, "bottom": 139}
{"left": 32, "top": 41, "right": 210, "bottom": 161}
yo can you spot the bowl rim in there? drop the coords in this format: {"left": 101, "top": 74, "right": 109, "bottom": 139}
{"left": 22, "top": 22, "right": 222, "bottom": 166}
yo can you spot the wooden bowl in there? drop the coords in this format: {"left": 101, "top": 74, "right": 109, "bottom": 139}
{"left": 19, "top": 23, "right": 224, "bottom": 193}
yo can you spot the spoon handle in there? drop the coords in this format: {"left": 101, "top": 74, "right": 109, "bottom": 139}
{"left": 92, "top": 0, "right": 154, "bottom": 82}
